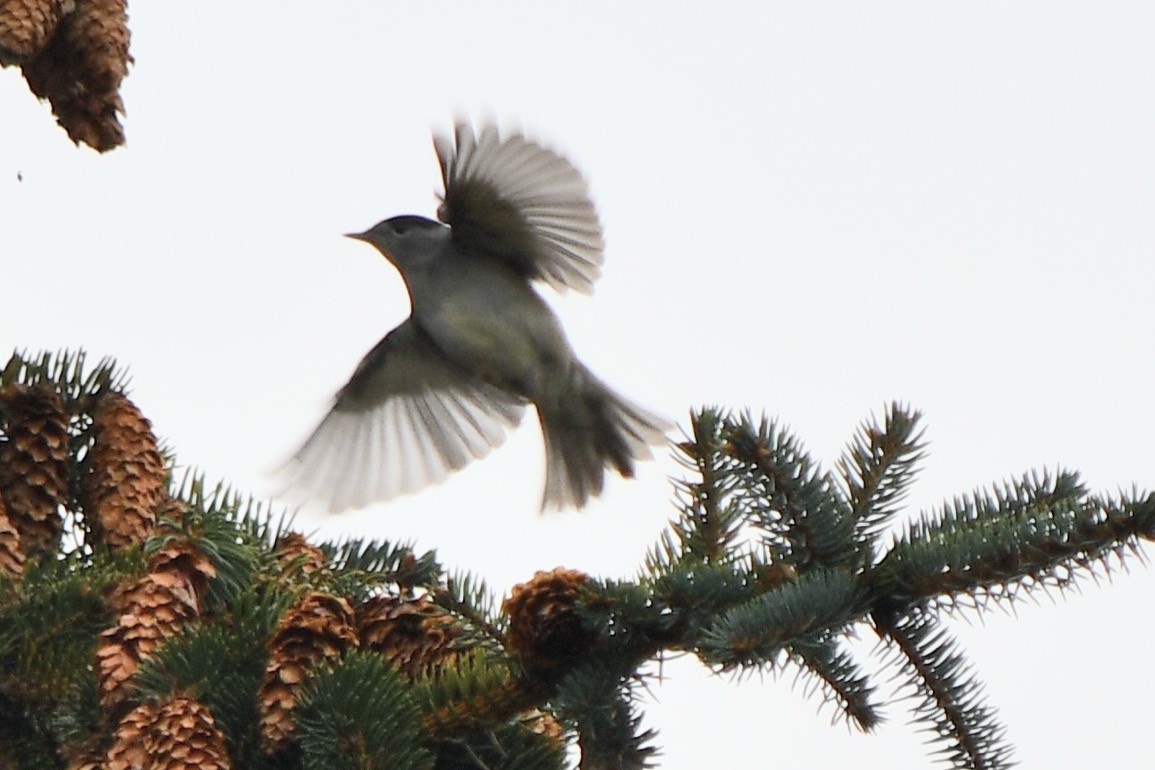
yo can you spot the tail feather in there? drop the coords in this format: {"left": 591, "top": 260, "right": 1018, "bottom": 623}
{"left": 537, "top": 367, "right": 670, "bottom": 510}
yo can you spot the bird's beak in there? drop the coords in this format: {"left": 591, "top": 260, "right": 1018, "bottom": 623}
{"left": 344, "top": 232, "right": 369, "bottom": 242}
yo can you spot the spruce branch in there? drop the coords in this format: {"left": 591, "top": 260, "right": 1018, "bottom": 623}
{"left": 320, "top": 536, "right": 442, "bottom": 599}
{"left": 836, "top": 402, "right": 927, "bottom": 548}
{"left": 0, "top": 690, "right": 61, "bottom": 770}
{"left": 696, "top": 567, "right": 861, "bottom": 669}
{"left": 297, "top": 649, "right": 432, "bottom": 770}
{"left": 168, "top": 469, "right": 297, "bottom": 550}
{"left": 146, "top": 486, "right": 264, "bottom": 610}
{"left": 645, "top": 560, "right": 757, "bottom": 643}
{"left": 418, "top": 649, "right": 538, "bottom": 738}
{"left": 435, "top": 718, "right": 568, "bottom": 770}
{"left": 872, "top": 470, "right": 1155, "bottom": 613}
{"left": 435, "top": 569, "right": 509, "bottom": 650}
{"left": 789, "top": 634, "right": 881, "bottom": 731}
{"left": 1, "top": 349, "right": 129, "bottom": 414}
{"left": 132, "top": 621, "right": 271, "bottom": 768}
{"left": 0, "top": 545, "right": 139, "bottom": 710}
{"left": 669, "top": 409, "right": 743, "bottom": 564}
{"left": 873, "top": 610, "right": 1013, "bottom": 770}
{"left": 554, "top": 664, "right": 658, "bottom": 770}
{"left": 720, "top": 410, "right": 857, "bottom": 568}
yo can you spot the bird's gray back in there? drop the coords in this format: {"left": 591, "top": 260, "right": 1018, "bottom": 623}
{"left": 409, "top": 241, "right": 572, "bottom": 398}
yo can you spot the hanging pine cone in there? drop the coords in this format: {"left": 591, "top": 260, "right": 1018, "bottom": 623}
{"left": 105, "top": 698, "right": 155, "bottom": 770}
{"left": 96, "top": 569, "right": 199, "bottom": 707}
{"left": 20, "top": 0, "right": 131, "bottom": 151}
{"left": 59, "top": 0, "right": 129, "bottom": 91}
{"left": 273, "top": 531, "right": 327, "bottom": 580}
{"left": 0, "top": 493, "right": 24, "bottom": 578}
{"left": 0, "top": 0, "right": 66, "bottom": 61}
{"left": 106, "top": 695, "right": 231, "bottom": 770}
{"left": 503, "top": 567, "right": 593, "bottom": 672}
{"left": 83, "top": 391, "right": 165, "bottom": 549}
{"left": 146, "top": 540, "right": 217, "bottom": 600}
{"left": 0, "top": 383, "right": 69, "bottom": 554}
{"left": 259, "top": 591, "right": 358, "bottom": 752}
{"left": 358, "top": 593, "right": 460, "bottom": 678}
{"left": 145, "top": 695, "right": 232, "bottom": 770}
{"left": 95, "top": 541, "right": 216, "bottom": 707}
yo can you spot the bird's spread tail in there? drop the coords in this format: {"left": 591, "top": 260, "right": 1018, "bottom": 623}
{"left": 537, "top": 366, "right": 670, "bottom": 510}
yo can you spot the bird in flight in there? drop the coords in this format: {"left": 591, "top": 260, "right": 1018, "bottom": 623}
{"left": 282, "top": 121, "right": 670, "bottom": 512}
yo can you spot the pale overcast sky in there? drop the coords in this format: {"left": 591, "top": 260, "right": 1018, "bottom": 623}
{"left": 4, "top": 4, "right": 1154, "bottom": 768}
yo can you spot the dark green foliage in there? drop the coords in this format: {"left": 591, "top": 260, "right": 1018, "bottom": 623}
{"left": 876, "top": 611, "right": 1012, "bottom": 770}
{"left": 666, "top": 409, "right": 745, "bottom": 565}
{"left": 414, "top": 649, "right": 525, "bottom": 732}
{"left": 697, "top": 568, "right": 861, "bottom": 669}
{"left": 720, "top": 410, "right": 858, "bottom": 568}
{"left": 48, "top": 666, "right": 102, "bottom": 756}
{"left": 837, "top": 403, "right": 927, "bottom": 548}
{"left": 296, "top": 650, "right": 432, "bottom": 770}
{"left": 153, "top": 477, "right": 266, "bottom": 608}
{"left": 133, "top": 596, "right": 287, "bottom": 768}
{"left": 0, "top": 690, "right": 63, "bottom": 770}
{"left": 0, "top": 547, "right": 140, "bottom": 708}
{"left": 319, "top": 537, "right": 441, "bottom": 601}
{"left": 873, "top": 468, "right": 1154, "bottom": 611}
{"left": 554, "top": 663, "right": 657, "bottom": 770}
{"left": 789, "top": 634, "right": 880, "bottom": 730}
{"left": 433, "top": 718, "right": 568, "bottom": 770}
{"left": 434, "top": 570, "right": 508, "bottom": 653}
{"left": 1, "top": 350, "right": 129, "bottom": 412}
{"left": 173, "top": 471, "right": 297, "bottom": 552}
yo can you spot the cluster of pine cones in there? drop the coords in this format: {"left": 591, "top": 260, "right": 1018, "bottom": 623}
{"left": 0, "top": 383, "right": 163, "bottom": 575}
{"left": 0, "top": 0, "right": 131, "bottom": 151}
{"left": 0, "top": 373, "right": 587, "bottom": 769}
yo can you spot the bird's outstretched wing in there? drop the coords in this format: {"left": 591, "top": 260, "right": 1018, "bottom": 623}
{"left": 434, "top": 121, "right": 605, "bottom": 294}
{"left": 281, "top": 319, "right": 526, "bottom": 511}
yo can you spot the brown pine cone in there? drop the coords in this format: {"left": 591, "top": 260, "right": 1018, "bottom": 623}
{"left": 259, "top": 591, "right": 358, "bottom": 751}
{"left": 0, "top": 493, "right": 24, "bottom": 578}
{"left": 0, "top": 383, "right": 69, "bottom": 553}
{"left": 95, "top": 542, "right": 214, "bottom": 707}
{"left": 503, "top": 567, "right": 592, "bottom": 671}
{"left": 146, "top": 540, "right": 217, "bottom": 596}
{"left": 20, "top": 0, "right": 130, "bottom": 151}
{"left": 273, "top": 531, "right": 327, "bottom": 579}
{"left": 146, "top": 695, "right": 231, "bottom": 770}
{"left": 106, "top": 695, "right": 231, "bottom": 770}
{"left": 358, "top": 593, "right": 460, "bottom": 678}
{"left": 105, "top": 698, "right": 156, "bottom": 770}
{"left": 0, "top": 0, "right": 65, "bottom": 61}
{"left": 60, "top": 0, "right": 129, "bottom": 91}
{"left": 84, "top": 391, "right": 166, "bottom": 549}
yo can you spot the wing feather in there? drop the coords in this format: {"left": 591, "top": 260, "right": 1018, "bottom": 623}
{"left": 435, "top": 121, "right": 605, "bottom": 294}
{"left": 280, "top": 320, "right": 526, "bottom": 511}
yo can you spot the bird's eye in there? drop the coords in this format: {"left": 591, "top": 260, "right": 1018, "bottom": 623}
{"left": 388, "top": 221, "right": 405, "bottom": 235}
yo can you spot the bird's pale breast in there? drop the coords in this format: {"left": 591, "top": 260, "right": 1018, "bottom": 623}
{"left": 412, "top": 259, "right": 571, "bottom": 397}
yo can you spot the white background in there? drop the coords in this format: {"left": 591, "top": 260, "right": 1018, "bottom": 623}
{"left": 3, "top": 4, "right": 1154, "bottom": 768}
